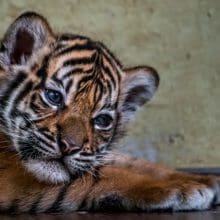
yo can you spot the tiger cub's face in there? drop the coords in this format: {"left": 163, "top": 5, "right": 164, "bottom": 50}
{"left": 0, "top": 12, "right": 159, "bottom": 184}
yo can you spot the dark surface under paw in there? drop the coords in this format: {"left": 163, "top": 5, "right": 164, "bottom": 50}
{"left": 1, "top": 207, "right": 220, "bottom": 220}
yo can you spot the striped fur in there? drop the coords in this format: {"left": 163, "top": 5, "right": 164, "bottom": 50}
{"left": 0, "top": 12, "right": 219, "bottom": 213}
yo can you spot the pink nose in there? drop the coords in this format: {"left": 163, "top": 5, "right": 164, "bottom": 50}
{"left": 61, "top": 140, "right": 80, "bottom": 155}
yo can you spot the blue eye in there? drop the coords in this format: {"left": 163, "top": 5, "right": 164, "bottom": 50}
{"left": 45, "top": 89, "right": 63, "bottom": 106}
{"left": 93, "top": 114, "right": 113, "bottom": 130}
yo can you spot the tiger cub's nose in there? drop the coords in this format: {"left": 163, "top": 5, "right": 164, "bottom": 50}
{"left": 60, "top": 140, "right": 80, "bottom": 155}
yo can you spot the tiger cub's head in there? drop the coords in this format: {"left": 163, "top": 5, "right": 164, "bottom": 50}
{"left": 0, "top": 12, "right": 159, "bottom": 184}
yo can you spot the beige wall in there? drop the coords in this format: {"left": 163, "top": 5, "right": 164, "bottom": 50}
{"left": 0, "top": 0, "right": 219, "bottom": 167}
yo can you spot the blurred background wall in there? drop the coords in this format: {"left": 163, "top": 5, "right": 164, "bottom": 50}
{"left": 0, "top": 0, "right": 219, "bottom": 167}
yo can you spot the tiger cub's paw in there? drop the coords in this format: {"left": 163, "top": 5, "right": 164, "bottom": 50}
{"left": 172, "top": 186, "right": 215, "bottom": 211}
{"left": 168, "top": 177, "right": 220, "bottom": 211}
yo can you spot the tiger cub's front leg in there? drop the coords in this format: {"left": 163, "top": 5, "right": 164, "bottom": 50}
{"left": 0, "top": 155, "right": 219, "bottom": 213}
{"left": 81, "top": 166, "right": 220, "bottom": 212}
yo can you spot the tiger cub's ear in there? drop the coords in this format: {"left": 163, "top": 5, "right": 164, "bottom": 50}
{"left": 119, "top": 66, "right": 159, "bottom": 122}
{"left": 0, "top": 12, "right": 55, "bottom": 67}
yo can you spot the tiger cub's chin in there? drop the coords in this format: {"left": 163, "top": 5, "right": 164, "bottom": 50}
{"left": 23, "top": 159, "right": 70, "bottom": 184}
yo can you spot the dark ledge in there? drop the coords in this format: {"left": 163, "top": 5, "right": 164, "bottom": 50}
{"left": 178, "top": 167, "right": 220, "bottom": 176}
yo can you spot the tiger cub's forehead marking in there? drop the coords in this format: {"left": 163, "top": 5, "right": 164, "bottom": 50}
{"left": 43, "top": 36, "right": 122, "bottom": 108}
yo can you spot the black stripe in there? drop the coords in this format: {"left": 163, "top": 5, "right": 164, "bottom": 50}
{"left": 100, "top": 103, "right": 115, "bottom": 111}
{"left": 102, "top": 52, "right": 121, "bottom": 82}
{"left": 93, "top": 83, "right": 99, "bottom": 104}
{"left": 62, "top": 68, "right": 83, "bottom": 79}
{"left": 40, "top": 131, "right": 55, "bottom": 142}
{"left": 62, "top": 67, "right": 93, "bottom": 80}
{"left": 77, "top": 74, "right": 94, "bottom": 90}
{"left": 38, "top": 127, "right": 49, "bottom": 132}
{"left": 54, "top": 43, "right": 66, "bottom": 52}
{"left": 7, "top": 199, "right": 19, "bottom": 213}
{"left": 0, "top": 72, "right": 27, "bottom": 129}
{"left": 95, "top": 194, "right": 125, "bottom": 212}
{"left": 36, "top": 65, "right": 47, "bottom": 80}
{"left": 78, "top": 198, "right": 88, "bottom": 211}
{"left": 94, "top": 82, "right": 103, "bottom": 106}
{"left": 17, "top": 112, "right": 32, "bottom": 129}
{"left": 10, "top": 81, "right": 33, "bottom": 119}
{"left": 19, "top": 143, "right": 41, "bottom": 160}
{"left": 93, "top": 167, "right": 101, "bottom": 183}
{"left": 30, "top": 93, "right": 41, "bottom": 113}
{"left": 63, "top": 52, "right": 97, "bottom": 67}
{"left": 74, "top": 158, "right": 93, "bottom": 163}
{"left": 54, "top": 43, "right": 96, "bottom": 57}
{"left": 52, "top": 74, "right": 64, "bottom": 87}
{"left": 36, "top": 134, "right": 56, "bottom": 150}
{"left": 30, "top": 93, "right": 37, "bottom": 103}
{"left": 102, "top": 64, "right": 116, "bottom": 88}
{"left": 100, "top": 134, "right": 111, "bottom": 142}
{"left": 36, "top": 55, "right": 49, "bottom": 88}
{"left": 45, "top": 184, "right": 70, "bottom": 213}
{"left": 0, "top": 72, "right": 27, "bottom": 109}
{"left": 30, "top": 102, "right": 41, "bottom": 113}
{"left": 59, "top": 34, "right": 89, "bottom": 41}
{"left": 106, "top": 80, "right": 112, "bottom": 96}
{"left": 77, "top": 84, "right": 89, "bottom": 95}
{"left": 14, "top": 81, "right": 33, "bottom": 104}
{"left": 65, "top": 79, "right": 73, "bottom": 94}
{"left": 78, "top": 167, "right": 101, "bottom": 211}
{"left": 98, "top": 41, "right": 122, "bottom": 68}
{"left": 29, "top": 195, "right": 42, "bottom": 213}
{"left": 18, "top": 140, "right": 51, "bottom": 160}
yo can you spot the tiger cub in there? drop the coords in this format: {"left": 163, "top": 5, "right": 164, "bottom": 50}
{"left": 0, "top": 12, "right": 219, "bottom": 213}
